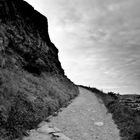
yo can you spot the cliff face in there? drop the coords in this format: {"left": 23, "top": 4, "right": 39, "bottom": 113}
{"left": 0, "top": 0, "right": 64, "bottom": 75}
{"left": 0, "top": 0, "right": 79, "bottom": 139}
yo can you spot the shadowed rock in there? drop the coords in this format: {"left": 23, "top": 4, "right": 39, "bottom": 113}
{"left": 0, "top": 0, "right": 79, "bottom": 139}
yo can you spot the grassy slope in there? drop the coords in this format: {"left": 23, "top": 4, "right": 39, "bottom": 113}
{"left": 0, "top": 69, "right": 79, "bottom": 140}
{"left": 80, "top": 85, "right": 140, "bottom": 140}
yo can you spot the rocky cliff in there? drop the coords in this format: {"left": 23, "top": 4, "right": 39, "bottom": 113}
{"left": 0, "top": 0, "right": 64, "bottom": 74}
{"left": 0, "top": 0, "right": 79, "bottom": 139}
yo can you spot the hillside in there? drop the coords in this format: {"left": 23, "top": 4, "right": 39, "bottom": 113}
{"left": 0, "top": 0, "right": 79, "bottom": 139}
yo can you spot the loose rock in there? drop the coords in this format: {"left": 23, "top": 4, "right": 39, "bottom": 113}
{"left": 94, "top": 122, "right": 104, "bottom": 126}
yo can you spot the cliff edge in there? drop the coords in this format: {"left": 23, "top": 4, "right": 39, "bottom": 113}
{"left": 0, "top": 0, "right": 79, "bottom": 139}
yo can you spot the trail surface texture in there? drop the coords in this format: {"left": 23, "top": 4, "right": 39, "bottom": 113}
{"left": 50, "top": 87, "right": 121, "bottom": 140}
{"left": 23, "top": 87, "right": 121, "bottom": 140}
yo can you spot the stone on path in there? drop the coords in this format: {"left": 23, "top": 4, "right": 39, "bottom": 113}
{"left": 52, "top": 133, "right": 72, "bottom": 140}
{"left": 37, "top": 125, "right": 56, "bottom": 134}
{"left": 22, "top": 130, "right": 51, "bottom": 140}
{"left": 53, "top": 127, "right": 61, "bottom": 132}
{"left": 94, "top": 121, "right": 104, "bottom": 126}
{"left": 23, "top": 123, "right": 70, "bottom": 140}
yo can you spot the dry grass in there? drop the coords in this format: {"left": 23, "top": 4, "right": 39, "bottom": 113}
{"left": 0, "top": 69, "right": 79, "bottom": 140}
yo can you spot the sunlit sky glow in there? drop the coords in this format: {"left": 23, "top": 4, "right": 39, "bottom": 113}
{"left": 25, "top": 0, "right": 140, "bottom": 94}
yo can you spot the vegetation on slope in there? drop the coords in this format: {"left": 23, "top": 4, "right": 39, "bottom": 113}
{"left": 80, "top": 85, "right": 140, "bottom": 140}
{"left": 0, "top": 70, "right": 78, "bottom": 140}
{"left": 0, "top": 1, "right": 79, "bottom": 139}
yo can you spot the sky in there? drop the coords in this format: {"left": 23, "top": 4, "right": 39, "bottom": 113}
{"left": 25, "top": 0, "right": 140, "bottom": 94}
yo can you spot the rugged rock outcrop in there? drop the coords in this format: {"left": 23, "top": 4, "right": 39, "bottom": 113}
{"left": 0, "top": 0, "right": 64, "bottom": 74}
{"left": 0, "top": 0, "right": 79, "bottom": 139}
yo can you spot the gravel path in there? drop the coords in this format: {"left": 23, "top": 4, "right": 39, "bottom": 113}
{"left": 22, "top": 87, "right": 121, "bottom": 140}
{"left": 50, "top": 87, "right": 121, "bottom": 140}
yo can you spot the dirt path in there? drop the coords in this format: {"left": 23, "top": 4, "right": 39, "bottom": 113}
{"left": 50, "top": 87, "right": 121, "bottom": 140}
{"left": 23, "top": 87, "right": 121, "bottom": 140}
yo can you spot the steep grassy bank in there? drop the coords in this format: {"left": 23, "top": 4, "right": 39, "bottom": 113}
{"left": 0, "top": 0, "right": 79, "bottom": 139}
{"left": 80, "top": 85, "right": 140, "bottom": 140}
{"left": 0, "top": 70, "right": 78, "bottom": 140}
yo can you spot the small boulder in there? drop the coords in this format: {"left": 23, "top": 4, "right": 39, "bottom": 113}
{"left": 94, "top": 122, "right": 104, "bottom": 126}
{"left": 37, "top": 125, "right": 56, "bottom": 134}
{"left": 52, "top": 133, "right": 72, "bottom": 140}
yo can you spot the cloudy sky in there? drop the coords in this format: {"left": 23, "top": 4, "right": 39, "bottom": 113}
{"left": 25, "top": 0, "right": 140, "bottom": 94}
